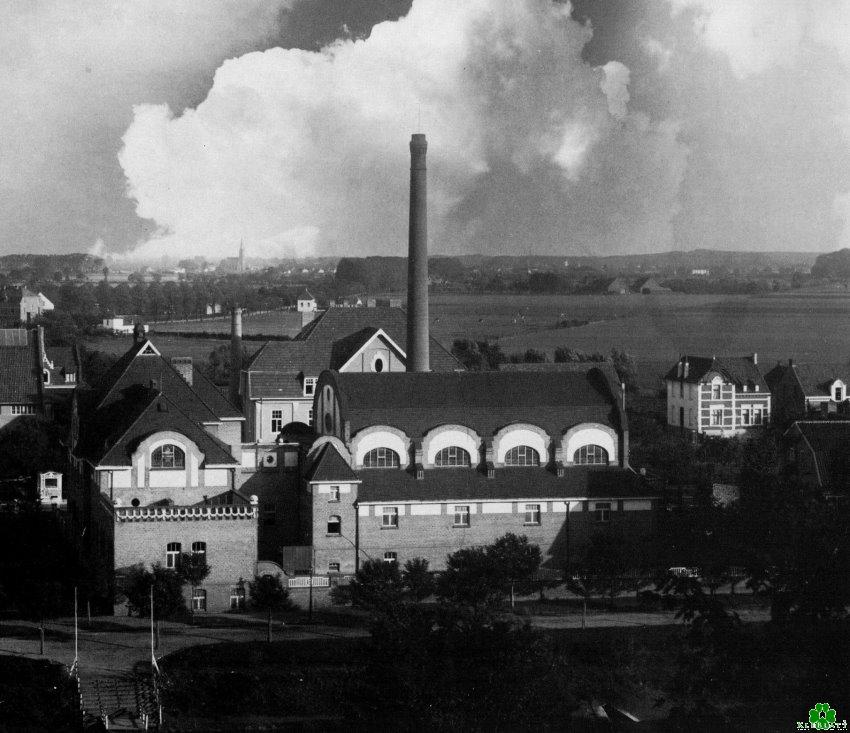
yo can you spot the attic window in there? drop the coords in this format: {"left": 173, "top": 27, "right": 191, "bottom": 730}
{"left": 834, "top": 385, "right": 844, "bottom": 401}
{"left": 152, "top": 444, "right": 185, "bottom": 469}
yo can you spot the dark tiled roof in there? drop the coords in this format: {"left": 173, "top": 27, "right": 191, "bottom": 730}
{"left": 93, "top": 339, "right": 240, "bottom": 420}
{"left": 78, "top": 389, "right": 237, "bottom": 467}
{"left": 356, "top": 466, "right": 653, "bottom": 503}
{"left": 306, "top": 442, "right": 359, "bottom": 483}
{"left": 663, "top": 355, "right": 768, "bottom": 390}
{"left": 0, "top": 345, "right": 39, "bottom": 403}
{"left": 789, "top": 421, "right": 850, "bottom": 489}
{"left": 297, "top": 289, "right": 314, "bottom": 301}
{"left": 330, "top": 366, "right": 622, "bottom": 439}
{"left": 499, "top": 361, "right": 618, "bottom": 374}
{"left": 789, "top": 364, "right": 849, "bottom": 397}
{"left": 244, "top": 307, "right": 461, "bottom": 399}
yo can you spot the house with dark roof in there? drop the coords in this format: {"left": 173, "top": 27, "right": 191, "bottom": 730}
{"left": 632, "top": 277, "right": 670, "bottom": 294}
{"left": 240, "top": 306, "right": 462, "bottom": 443}
{"left": 291, "top": 365, "right": 658, "bottom": 575}
{"left": 764, "top": 360, "right": 850, "bottom": 427}
{"left": 67, "top": 331, "right": 256, "bottom": 613}
{"left": 296, "top": 289, "right": 317, "bottom": 314}
{"left": 0, "top": 336, "right": 42, "bottom": 427}
{"left": 783, "top": 421, "right": 850, "bottom": 497}
{"left": 665, "top": 354, "right": 770, "bottom": 436}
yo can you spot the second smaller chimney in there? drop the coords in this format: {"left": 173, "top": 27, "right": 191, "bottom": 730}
{"left": 171, "top": 357, "right": 193, "bottom": 386}
{"left": 229, "top": 307, "right": 243, "bottom": 409}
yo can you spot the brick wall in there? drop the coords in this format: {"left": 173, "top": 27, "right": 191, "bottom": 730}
{"left": 113, "top": 515, "right": 257, "bottom": 613}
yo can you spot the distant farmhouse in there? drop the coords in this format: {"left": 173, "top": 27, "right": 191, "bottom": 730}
{"left": 605, "top": 277, "right": 671, "bottom": 295}
{"left": 0, "top": 288, "right": 54, "bottom": 326}
{"left": 765, "top": 360, "right": 850, "bottom": 427}
{"left": 665, "top": 354, "right": 771, "bottom": 436}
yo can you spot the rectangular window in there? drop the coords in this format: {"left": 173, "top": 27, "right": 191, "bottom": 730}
{"left": 594, "top": 502, "right": 611, "bottom": 523}
{"left": 45, "top": 477, "right": 59, "bottom": 488}
{"left": 230, "top": 586, "right": 245, "bottom": 610}
{"left": 453, "top": 505, "right": 470, "bottom": 527}
{"left": 742, "top": 409, "right": 751, "bottom": 426}
{"left": 282, "top": 448, "right": 298, "bottom": 469}
{"left": 710, "top": 408, "right": 723, "bottom": 426}
{"left": 303, "top": 377, "right": 317, "bottom": 397}
{"left": 753, "top": 409, "right": 763, "bottom": 425}
{"left": 308, "top": 408, "right": 314, "bottom": 424}
{"left": 679, "top": 381, "right": 684, "bottom": 398}
{"left": 383, "top": 552, "right": 397, "bottom": 564}
{"left": 524, "top": 504, "right": 541, "bottom": 525}
{"left": 192, "top": 588, "right": 207, "bottom": 612}
{"left": 329, "top": 486, "right": 340, "bottom": 502}
{"left": 328, "top": 561, "right": 341, "bottom": 573}
{"left": 382, "top": 506, "right": 399, "bottom": 528}
{"left": 711, "top": 384, "right": 721, "bottom": 400}
{"left": 166, "top": 542, "right": 181, "bottom": 569}
{"left": 270, "top": 410, "right": 284, "bottom": 434}
{"left": 10, "top": 404, "right": 35, "bottom": 415}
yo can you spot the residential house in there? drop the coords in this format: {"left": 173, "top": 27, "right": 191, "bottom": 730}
{"left": 664, "top": 354, "right": 770, "bottom": 436}
{"left": 764, "top": 360, "right": 850, "bottom": 427}
{"left": 0, "top": 329, "right": 42, "bottom": 428}
{"left": 783, "top": 421, "right": 850, "bottom": 498}
{"left": 19, "top": 289, "right": 54, "bottom": 323}
{"left": 67, "top": 330, "right": 256, "bottom": 613}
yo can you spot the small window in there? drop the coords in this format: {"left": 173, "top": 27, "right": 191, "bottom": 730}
{"left": 327, "top": 515, "right": 341, "bottom": 535}
{"left": 328, "top": 561, "right": 341, "bottom": 573}
{"left": 711, "top": 408, "right": 723, "bottom": 426}
{"left": 11, "top": 404, "right": 36, "bottom": 415}
{"left": 574, "top": 445, "right": 609, "bottom": 465}
{"left": 191, "top": 541, "right": 206, "bottom": 559}
{"left": 453, "top": 505, "right": 470, "bottom": 527}
{"left": 44, "top": 477, "right": 59, "bottom": 488}
{"left": 329, "top": 486, "right": 340, "bottom": 502}
{"left": 434, "top": 446, "right": 471, "bottom": 467}
{"left": 166, "top": 542, "right": 181, "bottom": 569}
{"left": 742, "top": 409, "right": 751, "bottom": 426}
{"left": 229, "top": 585, "right": 246, "bottom": 610}
{"left": 323, "top": 412, "right": 333, "bottom": 432}
{"left": 65, "top": 373, "right": 76, "bottom": 384}
{"left": 192, "top": 588, "right": 207, "bottom": 612}
{"left": 711, "top": 383, "right": 722, "bottom": 400}
{"left": 679, "top": 381, "right": 683, "bottom": 398}
{"left": 373, "top": 357, "right": 384, "bottom": 373}
{"left": 152, "top": 444, "right": 185, "bottom": 469}
{"left": 834, "top": 386, "right": 844, "bottom": 401}
{"left": 381, "top": 506, "right": 399, "bottom": 528}
{"left": 595, "top": 502, "right": 611, "bottom": 523}
{"left": 524, "top": 504, "right": 541, "bottom": 525}
{"left": 308, "top": 408, "right": 314, "bottom": 424}
{"left": 43, "top": 369, "right": 50, "bottom": 384}
{"left": 271, "top": 410, "right": 284, "bottom": 434}
{"left": 504, "top": 446, "right": 540, "bottom": 466}
{"left": 383, "top": 552, "right": 397, "bottom": 564}
{"left": 363, "top": 447, "right": 400, "bottom": 468}
{"left": 303, "top": 377, "right": 317, "bottom": 397}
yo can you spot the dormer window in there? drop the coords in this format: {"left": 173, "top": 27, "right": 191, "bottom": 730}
{"left": 834, "top": 384, "right": 845, "bottom": 402}
{"left": 152, "top": 444, "right": 185, "bottom": 469}
{"left": 711, "top": 382, "right": 722, "bottom": 400}
{"left": 303, "top": 377, "right": 317, "bottom": 397}
{"left": 42, "top": 369, "right": 50, "bottom": 384}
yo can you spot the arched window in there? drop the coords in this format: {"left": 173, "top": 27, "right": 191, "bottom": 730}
{"left": 327, "top": 515, "right": 341, "bottom": 535}
{"left": 166, "top": 542, "right": 181, "bottom": 569}
{"left": 434, "top": 446, "right": 471, "bottom": 467}
{"left": 152, "top": 444, "right": 185, "bottom": 469}
{"left": 504, "top": 446, "right": 540, "bottom": 466}
{"left": 574, "top": 444, "right": 609, "bottom": 465}
{"left": 362, "top": 447, "right": 400, "bottom": 468}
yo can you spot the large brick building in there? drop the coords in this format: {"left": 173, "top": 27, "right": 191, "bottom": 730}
{"left": 296, "top": 366, "right": 656, "bottom": 575}
{"left": 68, "top": 332, "right": 257, "bottom": 613}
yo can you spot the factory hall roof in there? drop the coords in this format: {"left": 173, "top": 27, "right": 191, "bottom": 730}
{"left": 325, "top": 364, "right": 624, "bottom": 439}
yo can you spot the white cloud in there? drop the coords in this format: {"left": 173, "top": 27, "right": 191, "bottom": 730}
{"left": 120, "top": 0, "right": 688, "bottom": 259}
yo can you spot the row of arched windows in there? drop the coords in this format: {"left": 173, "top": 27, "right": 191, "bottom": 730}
{"left": 360, "top": 444, "right": 609, "bottom": 468}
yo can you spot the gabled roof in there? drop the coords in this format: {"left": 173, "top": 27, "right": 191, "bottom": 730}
{"left": 93, "top": 338, "right": 240, "bottom": 421}
{"left": 327, "top": 365, "right": 623, "bottom": 439}
{"left": 774, "top": 363, "right": 850, "bottom": 397}
{"left": 356, "top": 466, "right": 652, "bottom": 503}
{"left": 329, "top": 328, "right": 404, "bottom": 371}
{"left": 297, "top": 289, "right": 315, "bottom": 301}
{"left": 786, "top": 420, "right": 850, "bottom": 489}
{"left": 306, "top": 442, "right": 359, "bottom": 483}
{"left": 244, "top": 307, "right": 462, "bottom": 399}
{"left": 664, "top": 355, "right": 768, "bottom": 391}
{"left": 77, "top": 389, "right": 237, "bottom": 467}
{"left": 0, "top": 345, "right": 39, "bottom": 404}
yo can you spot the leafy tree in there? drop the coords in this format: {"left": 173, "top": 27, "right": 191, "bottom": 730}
{"left": 402, "top": 558, "right": 434, "bottom": 602}
{"left": 122, "top": 563, "right": 187, "bottom": 620}
{"left": 0, "top": 417, "right": 65, "bottom": 478}
{"left": 610, "top": 348, "right": 638, "bottom": 393}
{"left": 489, "top": 533, "right": 541, "bottom": 601}
{"left": 575, "top": 531, "right": 637, "bottom": 608}
{"left": 248, "top": 574, "right": 293, "bottom": 642}
{"left": 343, "top": 559, "right": 406, "bottom": 614}
{"left": 177, "top": 552, "right": 211, "bottom": 622}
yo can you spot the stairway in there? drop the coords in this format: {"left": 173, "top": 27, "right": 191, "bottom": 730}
{"left": 78, "top": 672, "right": 160, "bottom": 729}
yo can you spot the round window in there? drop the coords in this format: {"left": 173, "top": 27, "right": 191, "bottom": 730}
{"left": 131, "top": 498, "right": 140, "bottom": 508}
{"left": 324, "top": 412, "right": 332, "bottom": 432}
{"left": 373, "top": 357, "right": 384, "bottom": 373}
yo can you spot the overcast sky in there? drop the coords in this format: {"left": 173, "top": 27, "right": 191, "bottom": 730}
{"left": 2, "top": 0, "right": 850, "bottom": 261}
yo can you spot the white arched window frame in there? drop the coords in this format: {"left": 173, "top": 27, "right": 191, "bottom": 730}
{"left": 504, "top": 445, "right": 540, "bottom": 466}
{"left": 434, "top": 446, "right": 472, "bottom": 467}
{"left": 573, "top": 444, "right": 609, "bottom": 465}
{"left": 151, "top": 444, "right": 185, "bottom": 469}
{"left": 493, "top": 424, "right": 548, "bottom": 466}
{"left": 563, "top": 424, "right": 618, "bottom": 466}
{"left": 362, "top": 447, "right": 401, "bottom": 468}
{"left": 422, "top": 425, "right": 481, "bottom": 467}
{"left": 351, "top": 426, "right": 411, "bottom": 468}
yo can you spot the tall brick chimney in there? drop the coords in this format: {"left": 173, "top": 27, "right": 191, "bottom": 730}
{"left": 406, "top": 133, "right": 429, "bottom": 372}
{"left": 229, "top": 307, "right": 242, "bottom": 409}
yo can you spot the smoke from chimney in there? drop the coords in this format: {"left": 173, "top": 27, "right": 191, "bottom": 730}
{"left": 229, "top": 307, "right": 242, "bottom": 409}
{"left": 406, "top": 133, "right": 429, "bottom": 372}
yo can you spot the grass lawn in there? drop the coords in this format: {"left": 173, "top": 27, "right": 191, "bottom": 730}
{"left": 157, "top": 619, "right": 849, "bottom": 731}
{"left": 0, "top": 656, "right": 79, "bottom": 731}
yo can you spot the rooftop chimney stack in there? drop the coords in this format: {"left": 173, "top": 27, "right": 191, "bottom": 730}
{"left": 406, "top": 133, "right": 430, "bottom": 372}
{"left": 229, "top": 307, "right": 242, "bottom": 409}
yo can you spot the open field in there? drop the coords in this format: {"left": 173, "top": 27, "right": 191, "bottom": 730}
{"left": 84, "top": 289, "right": 850, "bottom": 382}
{"left": 149, "top": 309, "right": 303, "bottom": 337}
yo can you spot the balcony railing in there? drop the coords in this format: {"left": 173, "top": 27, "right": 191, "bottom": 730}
{"left": 114, "top": 501, "right": 258, "bottom": 523}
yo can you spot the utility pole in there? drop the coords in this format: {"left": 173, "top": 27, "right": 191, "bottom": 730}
{"left": 308, "top": 547, "right": 314, "bottom": 623}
